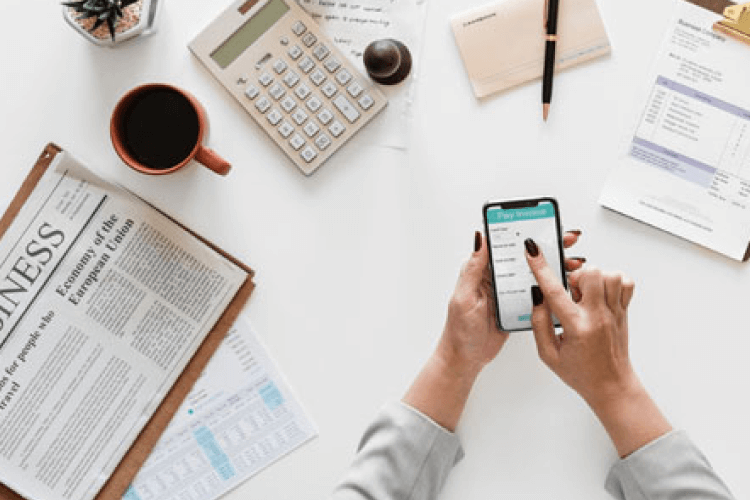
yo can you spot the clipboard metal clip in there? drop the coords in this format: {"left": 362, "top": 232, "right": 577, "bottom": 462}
{"left": 713, "top": 2, "right": 750, "bottom": 45}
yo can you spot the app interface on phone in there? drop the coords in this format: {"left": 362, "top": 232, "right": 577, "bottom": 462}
{"left": 486, "top": 202, "right": 563, "bottom": 331}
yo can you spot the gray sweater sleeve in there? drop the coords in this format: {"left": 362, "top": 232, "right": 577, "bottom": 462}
{"left": 605, "top": 430, "right": 735, "bottom": 500}
{"left": 330, "top": 402, "right": 464, "bottom": 500}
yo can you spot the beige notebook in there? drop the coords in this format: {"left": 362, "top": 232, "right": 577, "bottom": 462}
{"left": 451, "top": 0, "right": 611, "bottom": 98}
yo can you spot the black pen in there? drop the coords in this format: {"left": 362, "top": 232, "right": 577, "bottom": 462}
{"left": 542, "top": 0, "right": 560, "bottom": 121}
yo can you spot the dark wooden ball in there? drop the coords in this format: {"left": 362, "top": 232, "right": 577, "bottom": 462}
{"left": 363, "top": 39, "right": 412, "bottom": 85}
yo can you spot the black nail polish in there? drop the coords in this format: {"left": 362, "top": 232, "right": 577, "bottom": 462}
{"left": 531, "top": 286, "right": 544, "bottom": 306}
{"left": 474, "top": 231, "right": 481, "bottom": 252}
{"left": 524, "top": 238, "right": 539, "bottom": 257}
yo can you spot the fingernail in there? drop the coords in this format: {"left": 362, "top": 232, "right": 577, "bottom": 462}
{"left": 474, "top": 231, "right": 482, "bottom": 252}
{"left": 531, "top": 286, "right": 544, "bottom": 306}
{"left": 524, "top": 238, "right": 539, "bottom": 257}
{"left": 571, "top": 256, "right": 587, "bottom": 263}
{"left": 568, "top": 229, "right": 582, "bottom": 236}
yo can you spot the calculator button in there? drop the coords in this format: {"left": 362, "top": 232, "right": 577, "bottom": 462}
{"left": 269, "top": 83, "right": 285, "bottom": 100}
{"left": 329, "top": 120, "right": 346, "bottom": 138}
{"left": 280, "top": 36, "right": 289, "bottom": 46}
{"left": 301, "top": 145, "right": 318, "bottom": 163}
{"left": 281, "top": 96, "right": 297, "bottom": 113}
{"left": 358, "top": 94, "right": 374, "bottom": 110}
{"left": 283, "top": 71, "right": 300, "bottom": 88}
{"left": 267, "top": 108, "right": 283, "bottom": 125}
{"left": 278, "top": 121, "right": 294, "bottom": 138}
{"left": 335, "top": 69, "right": 352, "bottom": 86}
{"left": 288, "top": 45, "right": 303, "bottom": 60}
{"left": 347, "top": 81, "right": 363, "bottom": 98}
{"left": 272, "top": 59, "right": 287, "bottom": 74}
{"left": 321, "top": 81, "right": 337, "bottom": 98}
{"left": 324, "top": 58, "right": 341, "bottom": 73}
{"left": 317, "top": 108, "right": 334, "bottom": 125}
{"left": 292, "top": 108, "right": 309, "bottom": 125}
{"left": 310, "top": 69, "right": 326, "bottom": 86}
{"left": 301, "top": 32, "right": 317, "bottom": 47}
{"left": 259, "top": 72, "right": 274, "bottom": 87}
{"left": 313, "top": 44, "right": 330, "bottom": 61}
{"left": 298, "top": 56, "right": 315, "bottom": 74}
{"left": 255, "top": 96, "right": 271, "bottom": 113}
{"left": 295, "top": 83, "right": 311, "bottom": 100}
{"left": 314, "top": 133, "right": 332, "bottom": 151}
{"left": 303, "top": 121, "right": 320, "bottom": 137}
{"left": 306, "top": 96, "right": 323, "bottom": 112}
{"left": 244, "top": 85, "right": 259, "bottom": 100}
{"left": 290, "top": 133, "right": 306, "bottom": 151}
{"left": 292, "top": 21, "right": 306, "bottom": 36}
{"left": 332, "top": 95, "right": 360, "bottom": 123}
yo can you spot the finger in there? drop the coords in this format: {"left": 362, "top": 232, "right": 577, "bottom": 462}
{"left": 621, "top": 276, "right": 635, "bottom": 308}
{"left": 578, "top": 267, "right": 606, "bottom": 307}
{"left": 571, "top": 287, "right": 582, "bottom": 302}
{"left": 565, "top": 257, "right": 586, "bottom": 272}
{"left": 525, "top": 239, "right": 578, "bottom": 321}
{"left": 530, "top": 286, "right": 559, "bottom": 367}
{"left": 563, "top": 230, "right": 582, "bottom": 248}
{"left": 458, "top": 231, "right": 489, "bottom": 297}
{"left": 604, "top": 273, "right": 624, "bottom": 313}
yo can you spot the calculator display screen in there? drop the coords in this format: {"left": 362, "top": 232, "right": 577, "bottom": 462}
{"left": 211, "top": 0, "right": 289, "bottom": 69}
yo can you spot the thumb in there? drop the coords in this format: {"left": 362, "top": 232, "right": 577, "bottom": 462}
{"left": 530, "top": 286, "right": 559, "bottom": 368}
{"left": 458, "top": 231, "right": 489, "bottom": 295}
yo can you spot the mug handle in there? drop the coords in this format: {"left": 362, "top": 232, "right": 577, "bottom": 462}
{"left": 195, "top": 146, "right": 231, "bottom": 176}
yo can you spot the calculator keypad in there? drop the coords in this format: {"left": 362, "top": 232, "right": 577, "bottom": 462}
{"left": 238, "top": 15, "right": 385, "bottom": 173}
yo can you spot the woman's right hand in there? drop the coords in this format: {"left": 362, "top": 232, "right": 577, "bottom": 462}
{"left": 524, "top": 238, "right": 672, "bottom": 457}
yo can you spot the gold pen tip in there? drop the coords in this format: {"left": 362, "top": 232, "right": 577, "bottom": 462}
{"left": 543, "top": 104, "right": 550, "bottom": 121}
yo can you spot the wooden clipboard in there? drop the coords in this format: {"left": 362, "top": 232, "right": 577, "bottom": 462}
{"left": 684, "top": 0, "right": 734, "bottom": 14}
{"left": 0, "top": 143, "right": 256, "bottom": 500}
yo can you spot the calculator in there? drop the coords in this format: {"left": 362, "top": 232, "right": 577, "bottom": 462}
{"left": 189, "top": 0, "right": 388, "bottom": 176}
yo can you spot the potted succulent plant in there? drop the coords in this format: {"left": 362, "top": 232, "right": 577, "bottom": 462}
{"left": 62, "top": 0, "right": 160, "bottom": 47}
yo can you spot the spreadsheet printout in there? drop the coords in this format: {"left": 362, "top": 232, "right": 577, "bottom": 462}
{"left": 124, "top": 316, "right": 317, "bottom": 500}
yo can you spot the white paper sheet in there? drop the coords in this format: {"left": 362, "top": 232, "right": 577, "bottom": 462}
{"left": 297, "top": 0, "right": 428, "bottom": 150}
{"left": 599, "top": 1, "right": 750, "bottom": 260}
{"left": 123, "top": 316, "right": 317, "bottom": 500}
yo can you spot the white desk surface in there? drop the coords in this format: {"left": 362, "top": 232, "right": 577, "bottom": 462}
{"left": 1, "top": 0, "right": 748, "bottom": 498}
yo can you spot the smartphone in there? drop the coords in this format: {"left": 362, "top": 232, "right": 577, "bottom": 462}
{"left": 483, "top": 197, "right": 567, "bottom": 332}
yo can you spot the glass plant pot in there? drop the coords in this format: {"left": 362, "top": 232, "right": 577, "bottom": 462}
{"left": 62, "top": 0, "right": 161, "bottom": 47}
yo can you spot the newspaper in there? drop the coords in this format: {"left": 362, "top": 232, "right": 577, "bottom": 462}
{"left": 125, "top": 316, "right": 317, "bottom": 500}
{"left": 0, "top": 150, "right": 247, "bottom": 500}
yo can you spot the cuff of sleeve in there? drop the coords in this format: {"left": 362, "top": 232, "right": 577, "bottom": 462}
{"left": 605, "top": 430, "right": 733, "bottom": 500}
{"left": 393, "top": 401, "right": 465, "bottom": 465}
{"left": 605, "top": 430, "right": 684, "bottom": 500}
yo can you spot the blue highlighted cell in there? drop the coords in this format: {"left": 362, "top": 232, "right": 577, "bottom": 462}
{"left": 123, "top": 486, "right": 142, "bottom": 500}
{"left": 518, "top": 314, "right": 532, "bottom": 322}
{"left": 194, "top": 426, "right": 236, "bottom": 481}
{"left": 260, "top": 382, "right": 284, "bottom": 410}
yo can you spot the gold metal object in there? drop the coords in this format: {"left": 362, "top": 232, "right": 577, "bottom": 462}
{"left": 546, "top": 34, "right": 558, "bottom": 41}
{"left": 713, "top": 2, "right": 750, "bottom": 45}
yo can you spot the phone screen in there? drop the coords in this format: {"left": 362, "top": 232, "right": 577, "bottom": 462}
{"left": 484, "top": 199, "right": 566, "bottom": 331}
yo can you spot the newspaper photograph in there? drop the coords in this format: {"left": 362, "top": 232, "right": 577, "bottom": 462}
{"left": 0, "top": 150, "right": 247, "bottom": 500}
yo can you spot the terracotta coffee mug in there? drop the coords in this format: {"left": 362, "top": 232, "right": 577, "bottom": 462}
{"left": 111, "top": 83, "right": 231, "bottom": 176}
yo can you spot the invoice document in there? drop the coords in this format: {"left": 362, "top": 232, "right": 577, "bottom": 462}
{"left": 600, "top": 1, "right": 750, "bottom": 260}
{"left": 124, "top": 316, "right": 316, "bottom": 500}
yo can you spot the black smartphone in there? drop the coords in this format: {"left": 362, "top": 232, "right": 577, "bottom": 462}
{"left": 483, "top": 197, "right": 568, "bottom": 332}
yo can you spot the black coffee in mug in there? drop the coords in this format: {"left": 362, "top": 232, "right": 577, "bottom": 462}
{"left": 120, "top": 87, "right": 201, "bottom": 170}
